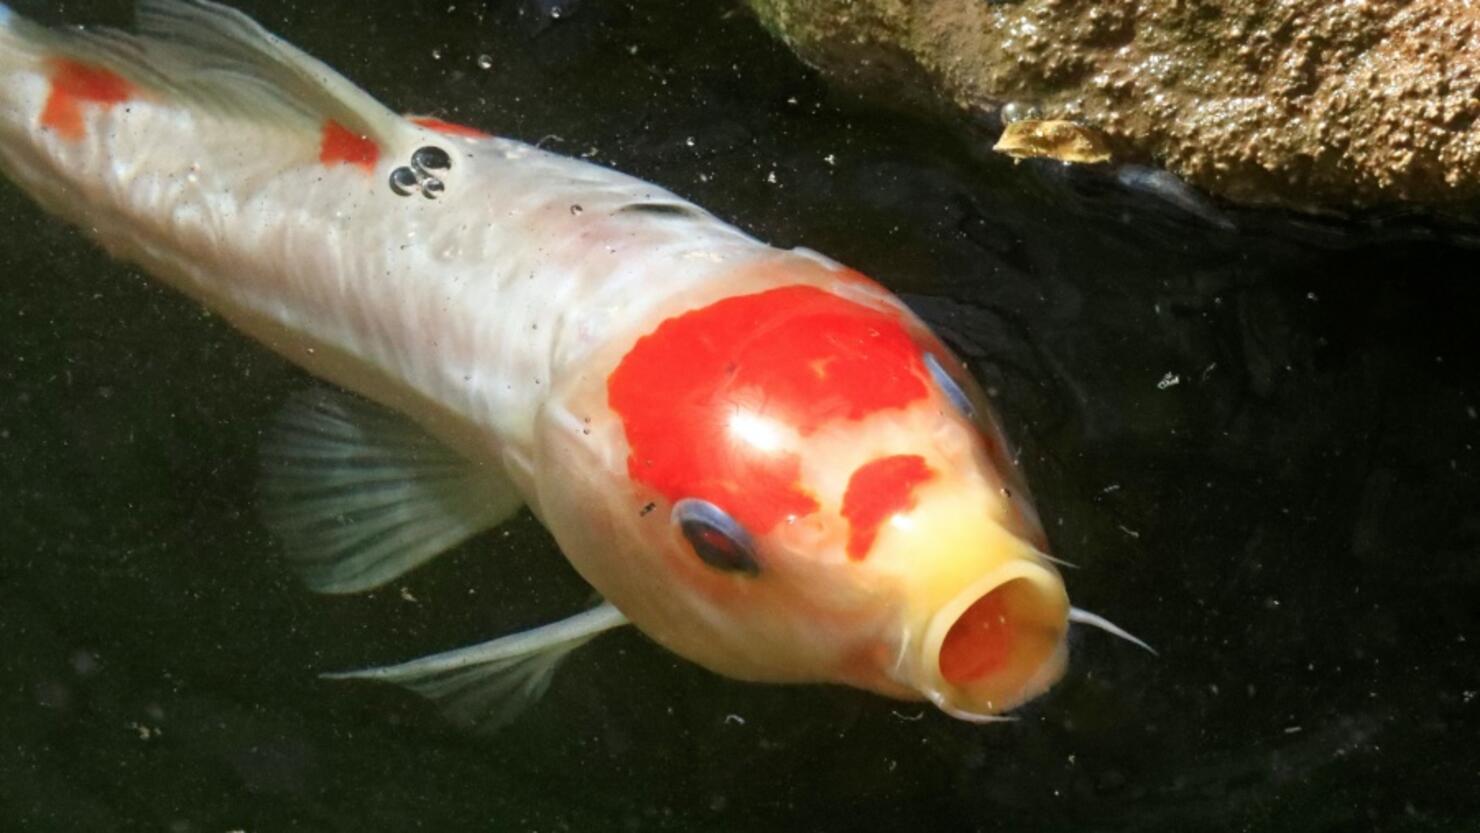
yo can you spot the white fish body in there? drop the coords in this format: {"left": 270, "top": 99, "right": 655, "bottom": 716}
{"left": 0, "top": 1, "right": 1146, "bottom": 729}
{"left": 0, "top": 5, "right": 775, "bottom": 485}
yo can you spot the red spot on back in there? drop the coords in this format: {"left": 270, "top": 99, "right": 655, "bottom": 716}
{"left": 939, "top": 588, "right": 1015, "bottom": 684}
{"left": 319, "top": 120, "right": 379, "bottom": 171}
{"left": 841, "top": 454, "right": 935, "bottom": 560}
{"left": 410, "top": 116, "right": 491, "bottom": 139}
{"left": 607, "top": 285, "right": 928, "bottom": 533}
{"left": 41, "top": 60, "right": 134, "bottom": 140}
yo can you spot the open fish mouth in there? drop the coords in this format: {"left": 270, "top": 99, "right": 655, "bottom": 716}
{"left": 918, "top": 560, "right": 1070, "bottom": 721}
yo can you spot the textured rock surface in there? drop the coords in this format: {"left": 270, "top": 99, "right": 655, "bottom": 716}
{"left": 746, "top": 0, "right": 1480, "bottom": 215}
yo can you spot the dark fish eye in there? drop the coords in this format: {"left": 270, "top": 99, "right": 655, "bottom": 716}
{"left": 671, "top": 499, "right": 760, "bottom": 577}
{"left": 925, "top": 352, "right": 976, "bottom": 419}
{"left": 412, "top": 145, "right": 452, "bottom": 173}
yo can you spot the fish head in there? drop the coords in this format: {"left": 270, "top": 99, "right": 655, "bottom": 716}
{"left": 536, "top": 263, "right": 1069, "bottom": 720}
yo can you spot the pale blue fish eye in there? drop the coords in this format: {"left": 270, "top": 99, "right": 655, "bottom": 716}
{"left": 925, "top": 352, "right": 976, "bottom": 419}
{"left": 671, "top": 499, "right": 760, "bottom": 577}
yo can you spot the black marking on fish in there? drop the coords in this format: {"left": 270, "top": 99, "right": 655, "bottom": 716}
{"left": 390, "top": 146, "right": 455, "bottom": 199}
{"left": 616, "top": 202, "right": 699, "bottom": 218}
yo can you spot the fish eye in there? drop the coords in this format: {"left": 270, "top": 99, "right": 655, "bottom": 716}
{"left": 925, "top": 352, "right": 976, "bottom": 419}
{"left": 412, "top": 145, "right": 452, "bottom": 173}
{"left": 671, "top": 499, "right": 760, "bottom": 577}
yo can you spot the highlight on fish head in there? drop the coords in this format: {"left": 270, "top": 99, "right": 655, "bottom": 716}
{"left": 533, "top": 257, "right": 1069, "bottom": 721}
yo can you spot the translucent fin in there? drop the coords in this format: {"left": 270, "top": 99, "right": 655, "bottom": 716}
{"left": 0, "top": 7, "right": 51, "bottom": 68}
{"left": 8, "top": 0, "right": 404, "bottom": 146}
{"left": 1115, "top": 165, "right": 1236, "bottom": 231}
{"left": 260, "top": 388, "right": 522, "bottom": 594}
{"left": 1068, "top": 606, "right": 1158, "bottom": 655}
{"left": 325, "top": 604, "right": 630, "bottom": 732}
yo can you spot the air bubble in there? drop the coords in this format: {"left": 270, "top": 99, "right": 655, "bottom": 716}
{"left": 1000, "top": 101, "right": 1042, "bottom": 124}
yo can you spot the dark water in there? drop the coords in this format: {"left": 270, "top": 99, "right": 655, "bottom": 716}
{"left": 2, "top": 2, "right": 1478, "bottom": 831}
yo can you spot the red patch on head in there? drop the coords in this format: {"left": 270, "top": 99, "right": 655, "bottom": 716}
{"left": 410, "top": 116, "right": 491, "bottom": 139}
{"left": 841, "top": 454, "right": 935, "bottom": 560}
{"left": 607, "top": 285, "right": 928, "bottom": 533}
{"left": 41, "top": 60, "right": 134, "bottom": 140}
{"left": 938, "top": 588, "right": 1015, "bottom": 684}
{"left": 319, "top": 120, "right": 379, "bottom": 171}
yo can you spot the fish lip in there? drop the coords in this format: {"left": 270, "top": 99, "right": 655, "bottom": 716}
{"left": 914, "top": 559, "right": 1071, "bottom": 718}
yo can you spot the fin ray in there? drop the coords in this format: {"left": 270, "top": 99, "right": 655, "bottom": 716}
{"left": 9, "top": 0, "right": 405, "bottom": 149}
{"left": 325, "top": 604, "right": 630, "bottom": 732}
{"left": 133, "top": 0, "right": 398, "bottom": 139}
{"left": 260, "top": 388, "right": 523, "bottom": 594}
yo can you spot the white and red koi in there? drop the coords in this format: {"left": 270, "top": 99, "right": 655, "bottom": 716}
{"left": 0, "top": 1, "right": 1148, "bottom": 728}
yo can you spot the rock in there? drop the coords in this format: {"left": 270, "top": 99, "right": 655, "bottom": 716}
{"left": 745, "top": 0, "right": 1480, "bottom": 217}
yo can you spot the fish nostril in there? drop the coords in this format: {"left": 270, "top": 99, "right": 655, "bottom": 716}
{"left": 388, "top": 166, "right": 419, "bottom": 196}
{"left": 411, "top": 145, "right": 452, "bottom": 173}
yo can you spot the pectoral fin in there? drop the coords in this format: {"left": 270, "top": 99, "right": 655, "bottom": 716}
{"left": 325, "top": 603, "right": 630, "bottom": 732}
{"left": 259, "top": 388, "right": 523, "bottom": 594}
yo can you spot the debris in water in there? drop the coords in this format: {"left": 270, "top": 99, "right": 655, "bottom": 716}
{"left": 994, "top": 119, "right": 1112, "bottom": 165}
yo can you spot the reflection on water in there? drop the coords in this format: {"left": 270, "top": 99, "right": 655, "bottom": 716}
{"left": 1, "top": 1, "right": 1477, "bottom": 831}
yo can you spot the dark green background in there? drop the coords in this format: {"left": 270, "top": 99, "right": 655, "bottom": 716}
{"left": 2, "top": 2, "right": 1477, "bottom": 831}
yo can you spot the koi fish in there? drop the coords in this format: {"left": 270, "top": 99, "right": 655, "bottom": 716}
{"left": 0, "top": 0, "right": 1148, "bottom": 728}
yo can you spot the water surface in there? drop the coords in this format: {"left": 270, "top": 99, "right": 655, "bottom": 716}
{"left": 1, "top": 2, "right": 1477, "bottom": 831}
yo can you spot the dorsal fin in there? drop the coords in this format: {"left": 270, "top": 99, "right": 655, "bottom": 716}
{"left": 10, "top": 0, "right": 405, "bottom": 149}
